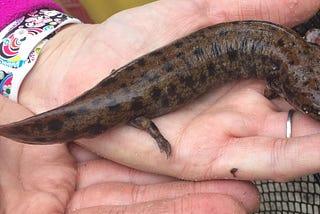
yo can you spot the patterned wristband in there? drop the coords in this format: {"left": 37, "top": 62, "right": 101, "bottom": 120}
{"left": 0, "top": 9, "right": 81, "bottom": 101}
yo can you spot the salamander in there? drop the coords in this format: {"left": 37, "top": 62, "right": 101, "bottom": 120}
{"left": 1, "top": 20, "right": 320, "bottom": 158}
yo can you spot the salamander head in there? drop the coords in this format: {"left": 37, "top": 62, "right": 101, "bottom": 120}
{"left": 281, "top": 63, "right": 320, "bottom": 121}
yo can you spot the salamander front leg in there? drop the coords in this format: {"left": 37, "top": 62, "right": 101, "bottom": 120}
{"left": 129, "top": 116, "right": 172, "bottom": 158}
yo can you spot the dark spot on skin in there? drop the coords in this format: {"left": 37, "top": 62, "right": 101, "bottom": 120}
{"left": 120, "top": 83, "right": 127, "bottom": 88}
{"left": 277, "top": 39, "right": 285, "bottom": 47}
{"left": 174, "top": 41, "right": 183, "bottom": 48}
{"left": 287, "top": 59, "right": 296, "bottom": 65}
{"left": 131, "top": 97, "right": 144, "bottom": 111}
{"left": 108, "top": 99, "right": 121, "bottom": 111}
{"left": 179, "top": 76, "right": 194, "bottom": 88}
{"left": 211, "top": 43, "right": 222, "bottom": 56}
{"left": 126, "top": 65, "right": 135, "bottom": 71}
{"left": 200, "top": 73, "right": 207, "bottom": 83}
{"left": 247, "top": 65, "right": 257, "bottom": 77}
{"left": 216, "top": 63, "right": 228, "bottom": 76}
{"left": 252, "top": 39, "right": 264, "bottom": 51}
{"left": 260, "top": 56, "right": 282, "bottom": 74}
{"left": 207, "top": 62, "right": 215, "bottom": 76}
{"left": 149, "top": 50, "right": 163, "bottom": 57}
{"left": 265, "top": 73, "right": 280, "bottom": 86}
{"left": 160, "top": 96, "right": 170, "bottom": 107}
{"left": 177, "top": 52, "right": 192, "bottom": 69}
{"left": 137, "top": 58, "right": 146, "bottom": 66}
{"left": 47, "top": 119, "right": 64, "bottom": 132}
{"left": 167, "top": 84, "right": 177, "bottom": 97}
{"left": 87, "top": 124, "right": 105, "bottom": 135}
{"left": 151, "top": 87, "right": 162, "bottom": 97}
{"left": 193, "top": 48, "right": 205, "bottom": 59}
{"left": 160, "top": 56, "right": 168, "bottom": 62}
{"left": 180, "top": 76, "right": 194, "bottom": 88}
{"left": 177, "top": 52, "right": 185, "bottom": 59}
{"left": 240, "top": 39, "right": 248, "bottom": 51}
{"left": 99, "top": 77, "right": 117, "bottom": 88}
{"left": 175, "top": 96, "right": 185, "bottom": 106}
{"left": 230, "top": 168, "right": 238, "bottom": 178}
{"left": 282, "top": 80, "right": 297, "bottom": 99}
{"left": 64, "top": 111, "right": 76, "bottom": 119}
{"left": 261, "top": 55, "right": 268, "bottom": 64}
{"left": 219, "top": 29, "right": 228, "bottom": 36}
{"left": 161, "top": 62, "right": 174, "bottom": 72}
{"left": 227, "top": 45, "right": 237, "bottom": 60}
{"left": 31, "top": 123, "right": 44, "bottom": 132}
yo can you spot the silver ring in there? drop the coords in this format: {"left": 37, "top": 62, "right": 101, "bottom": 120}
{"left": 286, "top": 109, "right": 295, "bottom": 138}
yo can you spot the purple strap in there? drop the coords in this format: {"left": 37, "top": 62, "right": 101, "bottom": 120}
{"left": 0, "top": 0, "right": 62, "bottom": 30}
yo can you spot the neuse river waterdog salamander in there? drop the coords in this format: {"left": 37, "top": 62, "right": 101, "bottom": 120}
{"left": 1, "top": 20, "right": 320, "bottom": 158}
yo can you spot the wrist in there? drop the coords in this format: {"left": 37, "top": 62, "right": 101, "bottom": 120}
{"left": 18, "top": 24, "right": 93, "bottom": 113}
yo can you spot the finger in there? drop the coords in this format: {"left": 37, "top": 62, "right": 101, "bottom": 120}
{"left": 101, "top": 0, "right": 320, "bottom": 60}
{"left": 68, "top": 180, "right": 259, "bottom": 213}
{"left": 215, "top": 134, "right": 320, "bottom": 181}
{"left": 76, "top": 159, "right": 176, "bottom": 188}
{"left": 206, "top": 0, "right": 320, "bottom": 26}
{"left": 69, "top": 143, "right": 101, "bottom": 162}
{"left": 215, "top": 91, "right": 320, "bottom": 138}
{"left": 68, "top": 194, "right": 248, "bottom": 214}
{"left": 194, "top": 81, "right": 320, "bottom": 138}
{"left": 261, "top": 110, "right": 320, "bottom": 138}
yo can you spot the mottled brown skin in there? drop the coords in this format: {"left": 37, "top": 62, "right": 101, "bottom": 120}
{"left": 1, "top": 21, "right": 320, "bottom": 158}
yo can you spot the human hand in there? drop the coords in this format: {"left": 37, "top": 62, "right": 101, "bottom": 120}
{"left": 18, "top": 0, "right": 320, "bottom": 181}
{"left": 0, "top": 97, "right": 259, "bottom": 213}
